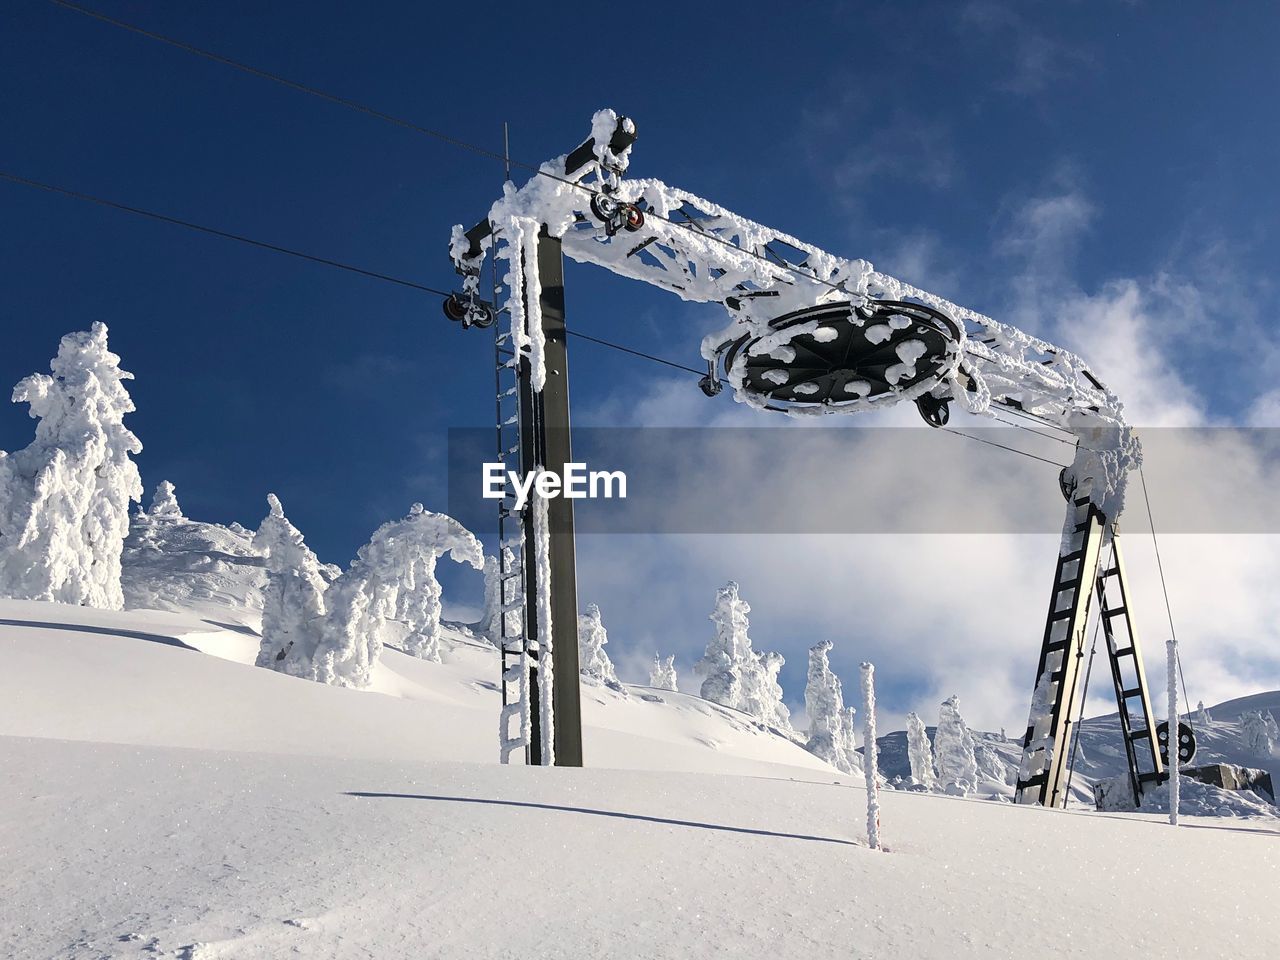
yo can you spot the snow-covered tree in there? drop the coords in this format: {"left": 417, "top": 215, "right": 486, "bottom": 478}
{"left": 1244, "top": 710, "right": 1280, "bottom": 755}
{"left": 695, "top": 581, "right": 790, "bottom": 728}
{"left": 755, "top": 650, "right": 791, "bottom": 730}
{"left": 649, "top": 653, "right": 678, "bottom": 692}
{"left": 145, "top": 480, "right": 183, "bottom": 520}
{"left": 1195, "top": 700, "right": 1212, "bottom": 727}
{"left": 311, "top": 504, "right": 483, "bottom": 687}
{"left": 479, "top": 546, "right": 519, "bottom": 646}
{"left": 906, "top": 711, "right": 937, "bottom": 789}
{"left": 0, "top": 322, "right": 142, "bottom": 609}
{"left": 396, "top": 557, "right": 446, "bottom": 662}
{"left": 803, "top": 640, "right": 859, "bottom": 774}
{"left": 842, "top": 706, "right": 859, "bottom": 759}
{"left": 578, "top": 602, "right": 623, "bottom": 691}
{"left": 253, "top": 494, "right": 329, "bottom": 676}
{"left": 934, "top": 695, "right": 979, "bottom": 791}
{"left": 696, "top": 581, "right": 752, "bottom": 708}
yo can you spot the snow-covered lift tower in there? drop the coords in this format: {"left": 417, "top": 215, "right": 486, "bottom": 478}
{"left": 447, "top": 110, "right": 1168, "bottom": 805}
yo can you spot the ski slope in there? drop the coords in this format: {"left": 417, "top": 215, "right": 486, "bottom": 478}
{"left": 1, "top": 598, "right": 1277, "bottom": 959}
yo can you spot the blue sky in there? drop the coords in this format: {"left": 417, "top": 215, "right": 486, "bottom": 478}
{"left": 3, "top": 1, "right": 1279, "bottom": 727}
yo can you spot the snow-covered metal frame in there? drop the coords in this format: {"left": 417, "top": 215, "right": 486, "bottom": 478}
{"left": 448, "top": 110, "right": 1158, "bottom": 804}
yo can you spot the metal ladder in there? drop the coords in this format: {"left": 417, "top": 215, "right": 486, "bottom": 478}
{"left": 1016, "top": 482, "right": 1166, "bottom": 808}
{"left": 1095, "top": 537, "right": 1165, "bottom": 805}
{"left": 492, "top": 270, "right": 535, "bottom": 765}
{"left": 1016, "top": 488, "right": 1107, "bottom": 807}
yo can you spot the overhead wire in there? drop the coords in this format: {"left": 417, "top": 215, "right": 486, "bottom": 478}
{"left": 0, "top": 173, "right": 1083, "bottom": 471}
{"left": 35, "top": 0, "right": 1090, "bottom": 473}
{"left": 939, "top": 426, "right": 1070, "bottom": 470}
{"left": 44, "top": 0, "right": 898, "bottom": 303}
{"left": 0, "top": 169, "right": 452, "bottom": 297}
{"left": 3, "top": 163, "right": 1076, "bottom": 470}
{"left": 0, "top": 168, "right": 709, "bottom": 380}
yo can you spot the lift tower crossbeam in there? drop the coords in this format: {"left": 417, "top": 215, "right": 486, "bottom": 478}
{"left": 445, "top": 110, "right": 1169, "bottom": 804}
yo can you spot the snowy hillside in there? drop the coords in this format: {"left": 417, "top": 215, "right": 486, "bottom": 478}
{"left": 877, "top": 708, "right": 1279, "bottom": 812}
{"left": 0, "top": 599, "right": 829, "bottom": 779}
{"left": 0, "top": 389, "right": 1275, "bottom": 956}
{"left": 1, "top": 598, "right": 1277, "bottom": 959}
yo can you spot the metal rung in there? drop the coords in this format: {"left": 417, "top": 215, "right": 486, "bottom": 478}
{"left": 1122, "top": 687, "right": 1144, "bottom": 699}
{"left": 1102, "top": 605, "right": 1127, "bottom": 618}
{"left": 1113, "top": 646, "right": 1135, "bottom": 657}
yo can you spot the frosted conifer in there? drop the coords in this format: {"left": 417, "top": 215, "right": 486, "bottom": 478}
{"left": 934, "top": 695, "right": 979, "bottom": 791}
{"left": 0, "top": 323, "right": 142, "bottom": 609}
{"left": 906, "top": 711, "right": 937, "bottom": 789}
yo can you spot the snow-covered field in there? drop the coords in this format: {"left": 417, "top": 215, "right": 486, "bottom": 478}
{"left": 2, "top": 598, "right": 1277, "bottom": 959}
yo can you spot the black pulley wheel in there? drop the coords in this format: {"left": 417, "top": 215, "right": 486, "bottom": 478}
{"left": 443, "top": 294, "right": 469, "bottom": 323}
{"left": 721, "top": 299, "right": 962, "bottom": 414}
{"left": 1156, "top": 720, "right": 1196, "bottom": 767}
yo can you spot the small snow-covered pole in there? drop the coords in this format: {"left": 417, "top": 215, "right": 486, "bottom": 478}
{"left": 860, "top": 662, "right": 882, "bottom": 851}
{"left": 533, "top": 492, "right": 555, "bottom": 766}
{"left": 1166, "top": 638, "right": 1179, "bottom": 826}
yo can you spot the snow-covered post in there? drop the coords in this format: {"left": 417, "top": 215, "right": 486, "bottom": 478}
{"left": 1166, "top": 638, "right": 1179, "bottom": 826}
{"left": 532, "top": 493, "right": 555, "bottom": 764}
{"left": 860, "top": 662, "right": 882, "bottom": 851}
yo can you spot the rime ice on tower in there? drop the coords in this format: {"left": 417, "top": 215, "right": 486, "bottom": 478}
{"left": 314, "top": 504, "right": 484, "bottom": 687}
{"left": 577, "top": 603, "right": 624, "bottom": 692}
{"left": 0, "top": 322, "right": 143, "bottom": 610}
{"left": 906, "top": 711, "right": 937, "bottom": 789}
{"left": 934, "top": 695, "right": 979, "bottom": 793}
{"left": 1195, "top": 700, "right": 1212, "bottom": 727}
{"left": 649, "top": 654, "right": 678, "bottom": 692}
{"left": 803, "top": 640, "right": 861, "bottom": 775}
{"left": 253, "top": 494, "right": 329, "bottom": 677}
{"left": 479, "top": 546, "right": 519, "bottom": 647}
